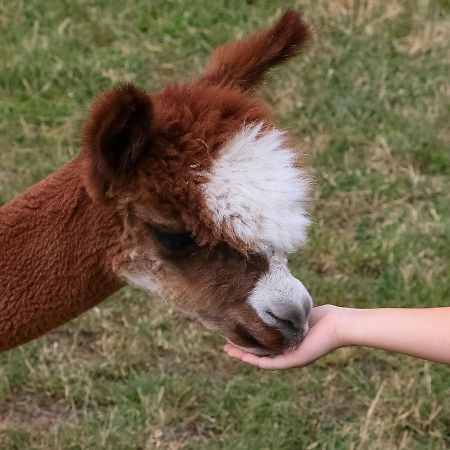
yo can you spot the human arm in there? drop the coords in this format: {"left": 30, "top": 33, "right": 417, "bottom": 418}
{"left": 223, "top": 305, "right": 450, "bottom": 369}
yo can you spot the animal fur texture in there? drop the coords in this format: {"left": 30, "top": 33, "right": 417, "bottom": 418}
{"left": 0, "top": 10, "right": 313, "bottom": 354}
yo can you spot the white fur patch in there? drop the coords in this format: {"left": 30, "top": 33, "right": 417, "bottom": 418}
{"left": 248, "top": 254, "right": 312, "bottom": 335}
{"left": 201, "top": 123, "right": 310, "bottom": 253}
{"left": 118, "top": 271, "right": 161, "bottom": 296}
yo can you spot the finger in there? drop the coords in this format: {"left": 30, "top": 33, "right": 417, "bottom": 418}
{"left": 223, "top": 343, "right": 249, "bottom": 355}
{"left": 224, "top": 345, "right": 250, "bottom": 360}
{"left": 240, "top": 352, "right": 268, "bottom": 367}
{"left": 225, "top": 346, "right": 269, "bottom": 368}
{"left": 223, "top": 344, "right": 276, "bottom": 368}
{"left": 224, "top": 343, "right": 303, "bottom": 370}
{"left": 223, "top": 343, "right": 233, "bottom": 352}
{"left": 224, "top": 341, "right": 316, "bottom": 370}
{"left": 255, "top": 351, "right": 307, "bottom": 370}
{"left": 225, "top": 347, "right": 306, "bottom": 370}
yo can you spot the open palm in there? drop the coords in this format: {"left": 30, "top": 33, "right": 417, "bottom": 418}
{"left": 223, "top": 305, "right": 342, "bottom": 370}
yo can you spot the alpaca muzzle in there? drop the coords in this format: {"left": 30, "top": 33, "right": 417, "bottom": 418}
{"left": 247, "top": 253, "right": 313, "bottom": 351}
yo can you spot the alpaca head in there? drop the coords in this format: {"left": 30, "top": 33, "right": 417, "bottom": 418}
{"left": 81, "top": 11, "right": 312, "bottom": 355}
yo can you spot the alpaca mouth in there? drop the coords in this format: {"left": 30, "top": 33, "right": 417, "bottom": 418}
{"left": 230, "top": 324, "right": 279, "bottom": 356}
{"left": 230, "top": 321, "right": 310, "bottom": 356}
{"left": 234, "top": 324, "right": 268, "bottom": 350}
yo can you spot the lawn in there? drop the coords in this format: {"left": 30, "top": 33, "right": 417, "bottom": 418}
{"left": 0, "top": 0, "right": 449, "bottom": 448}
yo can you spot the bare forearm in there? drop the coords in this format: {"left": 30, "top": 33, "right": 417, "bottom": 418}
{"left": 338, "top": 307, "right": 450, "bottom": 364}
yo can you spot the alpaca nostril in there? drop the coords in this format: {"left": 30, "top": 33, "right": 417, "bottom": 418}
{"left": 266, "top": 310, "right": 300, "bottom": 334}
{"left": 303, "top": 298, "right": 312, "bottom": 318}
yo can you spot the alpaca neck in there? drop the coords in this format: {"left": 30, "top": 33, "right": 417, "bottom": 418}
{"left": 0, "top": 158, "right": 123, "bottom": 351}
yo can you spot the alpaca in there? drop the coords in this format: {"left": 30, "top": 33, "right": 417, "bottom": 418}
{"left": 0, "top": 11, "right": 313, "bottom": 355}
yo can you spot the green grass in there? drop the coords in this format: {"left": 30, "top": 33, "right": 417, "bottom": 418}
{"left": 1, "top": 0, "right": 449, "bottom": 448}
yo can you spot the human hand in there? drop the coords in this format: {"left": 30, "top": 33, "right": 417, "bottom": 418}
{"left": 225, "top": 305, "right": 450, "bottom": 368}
{"left": 223, "top": 304, "right": 347, "bottom": 370}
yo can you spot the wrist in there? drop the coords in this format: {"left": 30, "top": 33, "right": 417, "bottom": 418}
{"left": 332, "top": 306, "right": 362, "bottom": 347}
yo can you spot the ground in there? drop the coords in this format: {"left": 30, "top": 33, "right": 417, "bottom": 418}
{"left": 0, "top": 0, "right": 449, "bottom": 449}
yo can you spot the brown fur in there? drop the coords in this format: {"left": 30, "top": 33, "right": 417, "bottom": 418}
{"left": 201, "top": 10, "right": 311, "bottom": 91}
{"left": 0, "top": 161, "right": 122, "bottom": 351}
{"left": 0, "top": 10, "right": 310, "bottom": 353}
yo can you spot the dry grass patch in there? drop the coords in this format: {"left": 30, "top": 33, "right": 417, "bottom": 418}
{"left": 1, "top": 0, "right": 449, "bottom": 448}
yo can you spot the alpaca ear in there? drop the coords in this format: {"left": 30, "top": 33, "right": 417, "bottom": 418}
{"left": 81, "top": 83, "right": 153, "bottom": 200}
{"left": 200, "top": 10, "right": 311, "bottom": 91}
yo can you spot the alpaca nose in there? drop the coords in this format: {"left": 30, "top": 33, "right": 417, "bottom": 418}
{"left": 266, "top": 294, "right": 312, "bottom": 347}
{"left": 247, "top": 255, "right": 313, "bottom": 349}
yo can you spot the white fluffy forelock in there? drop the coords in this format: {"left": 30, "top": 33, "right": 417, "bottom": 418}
{"left": 201, "top": 123, "right": 310, "bottom": 253}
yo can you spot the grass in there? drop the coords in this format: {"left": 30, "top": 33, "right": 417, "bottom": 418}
{"left": 0, "top": 0, "right": 449, "bottom": 448}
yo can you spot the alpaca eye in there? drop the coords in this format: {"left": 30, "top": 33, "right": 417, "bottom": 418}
{"left": 152, "top": 228, "right": 196, "bottom": 254}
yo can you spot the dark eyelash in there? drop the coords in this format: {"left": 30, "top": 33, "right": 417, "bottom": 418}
{"left": 152, "top": 227, "right": 196, "bottom": 253}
